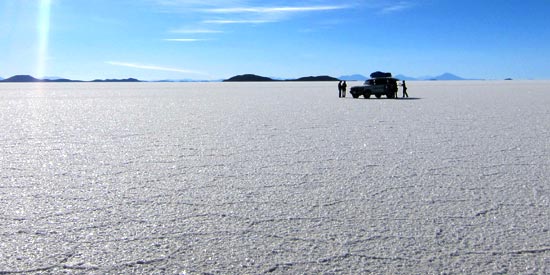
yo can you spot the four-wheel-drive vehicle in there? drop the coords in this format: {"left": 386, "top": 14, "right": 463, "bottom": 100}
{"left": 349, "top": 72, "right": 399, "bottom": 99}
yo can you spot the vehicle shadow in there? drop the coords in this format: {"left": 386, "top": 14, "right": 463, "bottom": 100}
{"left": 394, "top": 97, "right": 422, "bottom": 100}
{"left": 350, "top": 97, "right": 422, "bottom": 100}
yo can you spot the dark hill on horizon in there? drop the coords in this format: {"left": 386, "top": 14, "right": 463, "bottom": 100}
{"left": 224, "top": 74, "right": 275, "bottom": 82}
{"left": 290, "top": 75, "right": 339, "bottom": 81}
{"left": 0, "top": 75, "right": 77, "bottom": 82}
{"left": 1, "top": 72, "right": 481, "bottom": 83}
{"left": 2, "top": 75, "right": 42, "bottom": 82}
{"left": 0, "top": 75, "right": 141, "bottom": 82}
{"left": 222, "top": 72, "right": 470, "bottom": 82}
{"left": 91, "top": 78, "right": 140, "bottom": 82}
{"left": 224, "top": 74, "right": 340, "bottom": 82}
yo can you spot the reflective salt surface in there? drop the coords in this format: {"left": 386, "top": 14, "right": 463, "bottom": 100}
{"left": 1, "top": 81, "right": 549, "bottom": 274}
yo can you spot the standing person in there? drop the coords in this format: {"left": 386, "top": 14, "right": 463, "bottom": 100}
{"left": 342, "top": 81, "right": 347, "bottom": 98}
{"left": 391, "top": 81, "right": 398, "bottom": 98}
{"left": 402, "top": 80, "right": 409, "bottom": 98}
{"left": 338, "top": 81, "right": 342, "bottom": 98}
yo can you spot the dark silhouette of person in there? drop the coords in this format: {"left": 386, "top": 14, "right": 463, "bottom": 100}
{"left": 390, "top": 81, "right": 397, "bottom": 98}
{"left": 342, "top": 81, "right": 347, "bottom": 98}
{"left": 338, "top": 81, "right": 342, "bottom": 98}
{"left": 402, "top": 80, "right": 409, "bottom": 98}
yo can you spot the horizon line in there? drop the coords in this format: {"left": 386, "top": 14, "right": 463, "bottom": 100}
{"left": 1, "top": 73, "right": 541, "bottom": 82}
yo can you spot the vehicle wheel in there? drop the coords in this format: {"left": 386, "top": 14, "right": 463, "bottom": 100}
{"left": 352, "top": 93, "right": 359, "bottom": 98}
{"left": 375, "top": 94, "right": 382, "bottom": 99}
{"left": 364, "top": 93, "right": 371, "bottom": 99}
{"left": 387, "top": 93, "right": 394, "bottom": 99}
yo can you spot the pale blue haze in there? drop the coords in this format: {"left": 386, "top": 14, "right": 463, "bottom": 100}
{"left": 1, "top": 0, "right": 549, "bottom": 80}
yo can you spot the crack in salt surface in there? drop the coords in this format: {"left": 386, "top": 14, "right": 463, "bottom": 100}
{"left": 264, "top": 252, "right": 410, "bottom": 274}
{"left": 454, "top": 247, "right": 550, "bottom": 256}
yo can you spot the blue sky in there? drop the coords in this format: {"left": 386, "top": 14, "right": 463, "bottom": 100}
{"left": 1, "top": 0, "right": 549, "bottom": 80}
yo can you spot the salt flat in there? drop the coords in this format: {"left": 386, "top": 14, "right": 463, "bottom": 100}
{"left": 0, "top": 81, "right": 549, "bottom": 274}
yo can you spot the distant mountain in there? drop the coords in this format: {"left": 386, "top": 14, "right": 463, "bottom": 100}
{"left": 155, "top": 79, "right": 223, "bottom": 82}
{"left": 291, "top": 75, "right": 339, "bottom": 81}
{"left": 224, "top": 74, "right": 275, "bottom": 82}
{"left": 394, "top": 73, "right": 467, "bottom": 81}
{"left": 91, "top": 78, "right": 140, "bottom": 82}
{"left": 339, "top": 72, "right": 468, "bottom": 81}
{"left": 339, "top": 74, "right": 368, "bottom": 81}
{"left": 1, "top": 75, "right": 42, "bottom": 82}
{"left": 224, "top": 74, "right": 342, "bottom": 82}
{"left": 49, "top": 78, "right": 81, "bottom": 82}
{"left": 41, "top": 76, "right": 81, "bottom": 82}
{"left": 431, "top": 73, "right": 465, "bottom": 80}
{"left": 42, "top": 76, "right": 65, "bottom": 80}
{"left": 0, "top": 75, "right": 141, "bottom": 82}
{"left": 0, "top": 72, "right": 475, "bottom": 83}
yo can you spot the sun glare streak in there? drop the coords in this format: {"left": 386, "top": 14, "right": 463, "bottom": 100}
{"left": 37, "top": 0, "right": 52, "bottom": 79}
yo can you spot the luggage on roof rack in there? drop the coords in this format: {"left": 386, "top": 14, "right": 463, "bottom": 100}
{"left": 370, "top": 71, "right": 392, "bottom": 78}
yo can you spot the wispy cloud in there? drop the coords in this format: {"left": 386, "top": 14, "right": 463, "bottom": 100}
{"left": 106, "top": 61, "right": 205, "bottom": 75}
{"left": 163, "top": 38, "right": 211, "bottom": 42}
{"left": 169, "top": 29, "right": 223, "bottom": 34}
{"left": 150, "top": 1, "right": 354, "bottom": 41}
{"left": 150, "top": 0, "right": 351, "bottom": 24}
{"left": 151, "top": 0, "right": 246, "bottom": 8}
{"left": 202, "top": 4, "right": 348, "bottom": 24}
{"left": 380, "top": 1, "right": 414, "bottom": 14}
{"left": 201, "top": 5, "right": 348, "bottom": 24}
{"left": 203, "top": 19, "right": 273, "bottom": 24}
{"left": 204, "top": 5, "right": 348, "bottom": 14}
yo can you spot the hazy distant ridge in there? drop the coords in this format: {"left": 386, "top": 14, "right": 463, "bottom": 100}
{"left": 224, "top": 74, "right": 339, "bottom": 82}
{"left": 0, "top": 75, "right": 83, "bottom": 82}
{"left": 337, "top": 74, "right": 368, "bottom": 81}
{"left": 0, "top": 75, "right": 139, "bottom": 83}
{"left": 1, "top": 72, "right": 474, "bottom": 83}
{"left": 394, "top": 73, "right": 468, "bottom": 80}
